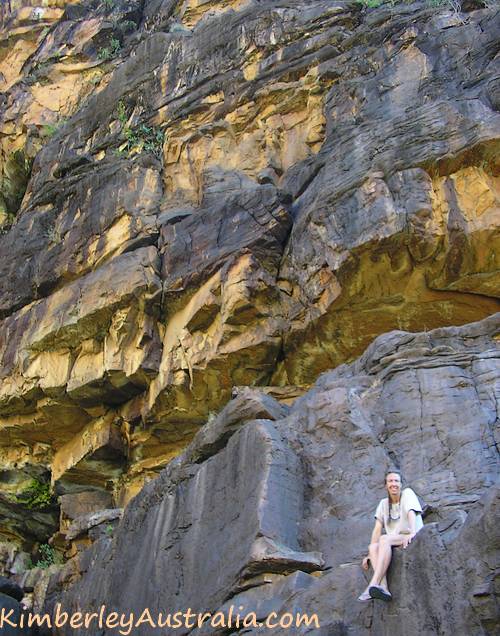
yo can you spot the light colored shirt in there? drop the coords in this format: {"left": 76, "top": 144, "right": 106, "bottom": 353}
{"left": 375, "top": 487, "right": 424, "bottom": 535}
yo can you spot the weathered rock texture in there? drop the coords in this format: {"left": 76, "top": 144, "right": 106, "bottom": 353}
{"left": 44, "top": 315, "right": 500, "bottom": 635}
{"left": 0, "top": 0, "right": 499, "bottom": 601}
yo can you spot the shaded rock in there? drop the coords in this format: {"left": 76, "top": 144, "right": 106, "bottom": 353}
{"left": 0, "top": 495, "right": 59, "bottom": 547}
{"left": 185, "top": 386, "right": 289, "bottom": 464}
{"left": 0, "top": 575, "right": 23, "bottom": 602}
{"left": 58, "top": 491, "right": 114, "bottom": 526}
{"left": 51, "top": 415, "right": 127, "bottom": 494}
{"left": 0, "top": 544, "right": 31, "bottom": 578}
{"left": 46, "top": 416, "right": 321, "bottom": 634}
{"left": 44, "top": 315, "right": 499, "bottom": 635}
{"left": 196, "top": 571, "right": 318, "bottom": 636}
{"left": 0, "top": 590, "right": 38, "bottom": 635}
{"left": 65, "top": 508, "right": 123, "bottom": 541}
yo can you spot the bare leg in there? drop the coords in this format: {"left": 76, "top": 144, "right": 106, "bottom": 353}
{"left": 367, "top": 542, "right": 388, "bottom": 590}
{"left": 359, "top": 543, "right": 387, "bottom": 598}
{"left": 369, "top": 534, "right": 405, "bottom": 593}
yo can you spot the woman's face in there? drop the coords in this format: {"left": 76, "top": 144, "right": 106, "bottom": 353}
{"left": 385, "top": 472, "right": 402, "bottom": 499}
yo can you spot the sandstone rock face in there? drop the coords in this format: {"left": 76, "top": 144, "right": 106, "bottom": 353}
{"left": 45, "top": 316, "right": 500, "bottom": 635}
{"left": 0, "top": 0, "right": 498, "bottom": 594}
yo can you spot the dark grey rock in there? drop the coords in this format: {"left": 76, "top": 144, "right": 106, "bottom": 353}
{"left": 45, "top": 315, "right": 500, "bottom": 635}
{"left": 0, "top": 575, "right": 23, "bottom": 602}
{"left": 0, "top": 592, "right": 34, "bottom": 635}
{"left": 65, "top": 509, "right": 123, "bottom": 541}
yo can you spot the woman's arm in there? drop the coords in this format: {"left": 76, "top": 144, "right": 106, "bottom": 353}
{"left": 408, "top": 509, "right": 416, "bottom": 534}
{"left": 401, "top": 510, "right": 417, "bottom": 548}
{"left": 370, "top": 518, "right": 383, "bottom": 545}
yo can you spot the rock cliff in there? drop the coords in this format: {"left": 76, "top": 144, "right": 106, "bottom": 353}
{"left": 45, "top": 315, "right": 500, "bottom": 635}
{"left": 0, "top": 0, "right": 499, "bottom": 633}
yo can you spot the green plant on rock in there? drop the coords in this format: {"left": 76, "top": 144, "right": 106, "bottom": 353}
{"left": 98, "top": 47, "right": 110, "bottom": 61}
{"left": 41, "top": 116, "right": 67, "bottom": 140}
{"left": 42, "top": 122, "right": 59, "bottom": 137}
{"left": 34, "top": 544, "right": 58, "bottom": 569}
{"left": 25, "top": 60, "right": 51, "bottom": 85}
{"left": 206, "top": 411, "right": 217, "bottom": 425}
{"left": 355, "top": 0, "right": 384, "bottom": 6}
{"left": 13, "top": 479, "right": 55, "bottom": 510}
{"left": 44, "top": 224, "right": 63, "bottom": 244}
{"left": 427, "top": 0, "right": 461, "bottom": 9}
{"left": 135, "top": 124, "right": 165, "bottom": 159}
{"left": 25, "top": 53, "right": 64, "bottom": 85}
{"left": 120, "top": 19, "right": 137, "bottom": 34}
{"left": 98, "top": 37, "right": 121, "bottom": 61}
{"left": 0, "top": 149, "right": 33, "bottom": 228}
{"left": 110, "top": 36, "right": 121, "bottom": 52}
{"left": 116, "top": 99, "right": 128, "bottom": 126}
{"left": 114, "top": 103, "right": 165, "bottom": 160}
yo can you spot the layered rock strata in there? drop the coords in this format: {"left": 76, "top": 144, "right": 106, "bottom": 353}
{"left": 0, "top": 0, "right": 498, "bottom": 561}
{"left": 45, "top": 314, "right": 500, "bottom": 635}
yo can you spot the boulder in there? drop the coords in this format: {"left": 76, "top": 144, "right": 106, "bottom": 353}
{"left": 0, "top": 575, "right": 23, "bottom": 602}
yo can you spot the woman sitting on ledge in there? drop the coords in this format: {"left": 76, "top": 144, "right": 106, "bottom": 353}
{"left": 358, "top": 470, "right": 423, "bottom": 602}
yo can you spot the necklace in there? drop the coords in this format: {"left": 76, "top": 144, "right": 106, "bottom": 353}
{"left": 389, "top": 502, "right": 400, "bottom": 521}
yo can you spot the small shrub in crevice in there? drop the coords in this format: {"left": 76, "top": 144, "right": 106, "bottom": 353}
{"left": 41, "top": 122, "right": 59, "bottom": 137}
{"left": 0, "top": 149, "right": 33, "bottom": 227}
{"left": 12, "top": 479, "right": 55, "bottom": 510}
{"left": 28, "top": 544, "right": 60, "bottom": 570}
{"left": 116, "top": 99, "right": 128, "bottom": 126}
{"left": 98, "top": 36, "right": 121, "bottom": 61}
{"left": 114, "top": 100, "right": 165, "bottom": 160}
{"left": 25, "top": 60, "right": 51, "bottom": 85}
{"left": 119, "top": 19, "right": 137, "bottom": 34}
{"left": 124, "top": 123, "right": 165, "bottom": 159}
{"left": 355, "top": 0, "right": 384, "bottom": 6}
{"left": 41, "top": 116, "right": 67, "bottom": 141}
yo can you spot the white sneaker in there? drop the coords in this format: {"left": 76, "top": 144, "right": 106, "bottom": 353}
{"left": 358, "top": 589, "right": 372, "bottom": 601}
